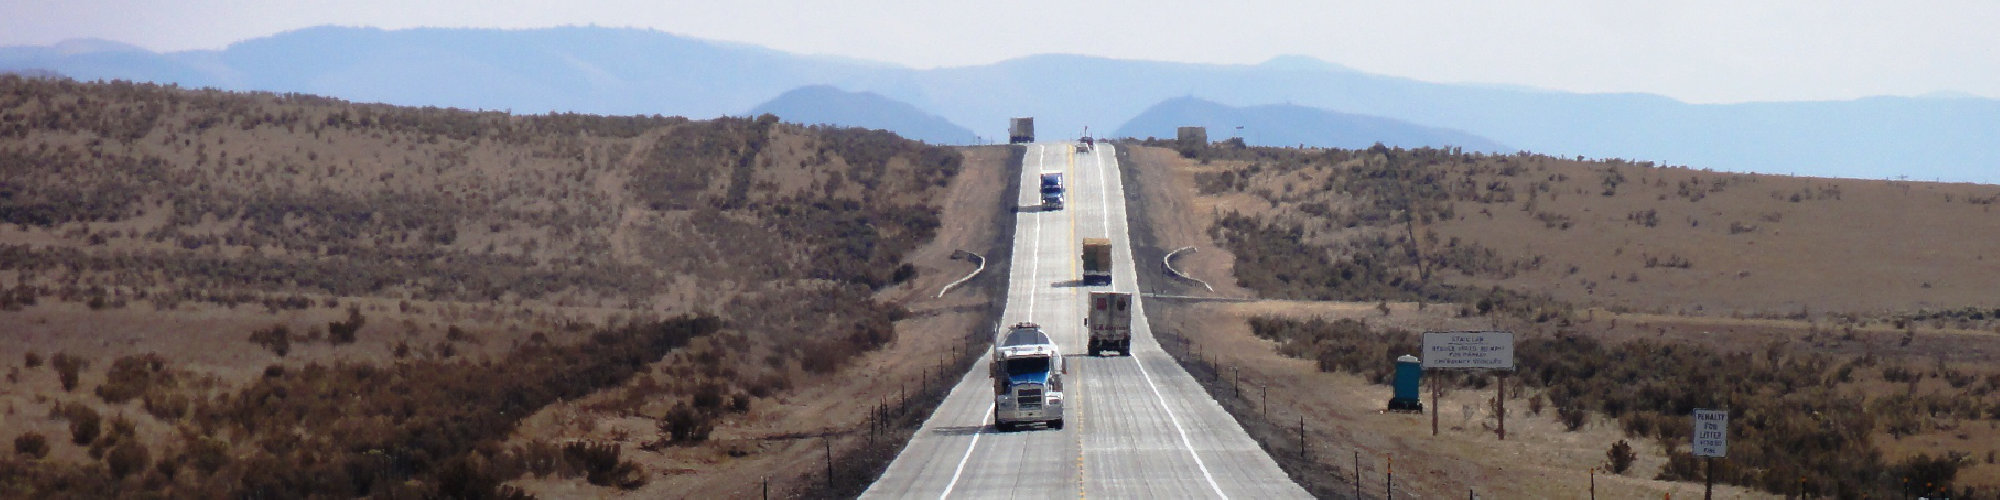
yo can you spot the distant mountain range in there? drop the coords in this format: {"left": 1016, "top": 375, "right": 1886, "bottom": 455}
{"left": 747, "top": 85, "right": 976, "bottom": 145}
{"left": 3, "top": 26, "right": 1996, "bottom": 182}
{"left": 1115, "top": 96, "right": 1506, "bottom": 153}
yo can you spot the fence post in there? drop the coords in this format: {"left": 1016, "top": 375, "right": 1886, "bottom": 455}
{"left": 824, "top": 436, "right": 834, "bottom": 490}
{"left": 1354, "top": 450, "right": 1362, "bottom": 500}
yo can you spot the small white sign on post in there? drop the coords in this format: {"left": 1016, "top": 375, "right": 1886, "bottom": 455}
{"left": 1421, "top": 331, "right": 1515, "bottom": 370}
{"left": 1692, "top": 409, "right": 1728, "bottom": 458}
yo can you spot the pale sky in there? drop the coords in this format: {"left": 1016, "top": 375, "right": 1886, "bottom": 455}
{"left": 5, "top": 0, "right": 1996, "bottom": 104}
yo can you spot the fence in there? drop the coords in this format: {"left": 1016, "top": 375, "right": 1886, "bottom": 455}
{"left": 1155, "top": 326, "right": 1424, "bottom": 500}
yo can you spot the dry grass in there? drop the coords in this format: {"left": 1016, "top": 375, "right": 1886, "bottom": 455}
{"left": 1125, "top": 143, "right": 2000, "bottom": 498}
{"left": 0, "top": 77, "right": 998, "bottom": 497}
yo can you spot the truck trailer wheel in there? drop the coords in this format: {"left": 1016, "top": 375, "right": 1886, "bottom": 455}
{"left": 1048, "top": 419, "right": 1064, "bottom": 430}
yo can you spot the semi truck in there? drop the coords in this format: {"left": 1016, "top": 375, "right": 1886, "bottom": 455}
{"left": 1085, "top": 291, "right": 1132, "bottom": 356}
{"left": 992, "top": 322, "right": 1064, "bottom": 430}
{"left": 1081, "top": 238, "right": 1112, "bottom": 286}
{"left": 1039, "top": 172, "right": 1064, "bottom": 210}
{"left": 1010, "top": 117, "right": 1035, "bottom": 144}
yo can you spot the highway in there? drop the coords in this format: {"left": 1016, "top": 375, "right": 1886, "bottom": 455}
{"left": 863, "top": 143, "right": 1309, "bottom": 499}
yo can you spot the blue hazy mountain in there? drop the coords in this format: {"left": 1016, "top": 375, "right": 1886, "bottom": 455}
{"left": 3, "top": 27, "right": 1996, "bottom": 182}
{"left": 749, "top": 85, "right": 977, "bottom": 145}
{"left": 1115, "top": 96, "right": 1505, "bottom": 152}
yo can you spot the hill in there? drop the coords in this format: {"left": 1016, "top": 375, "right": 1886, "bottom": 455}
{"left": 749, "top": 85, "right": 978, "bottom": 145}
{"left": 1122, "top": 142, "right": 2000, "bottom": 498}
{"left": 1114, "top": 96, "right": 1505, "bottom": 152}
{"left": 0, "top": 76, "right": 1013, "bottom": 498}
{"left": 2, "top": 27, "right": 1995, "bottom": 181}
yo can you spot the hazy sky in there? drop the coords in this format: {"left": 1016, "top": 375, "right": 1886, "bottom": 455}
{"left": 6, "top": 0, "right": 1996, "bottom": 104}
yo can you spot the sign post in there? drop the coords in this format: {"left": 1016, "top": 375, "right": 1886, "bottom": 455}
{"left": 1692, "top": 409, "right": 1728, "bottom": 500}
{"left": 1421, "top": 331, "right": 1515, "bottom": 439}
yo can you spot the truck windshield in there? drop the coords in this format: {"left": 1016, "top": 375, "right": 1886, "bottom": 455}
{"left": 1002, "top": 329, "right": 1051, "bottom": 346}
{"left": 1004, "top": 357, "right": 1051, "bottom": 377}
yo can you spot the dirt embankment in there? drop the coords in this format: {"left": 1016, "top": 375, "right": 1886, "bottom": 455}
{"left": 578, "top": 145, "right": 1019, "bottom": 499}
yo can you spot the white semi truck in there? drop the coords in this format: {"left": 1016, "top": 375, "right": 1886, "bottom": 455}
{"left": 1085, "top": 291, "right": 1132, "bottom": 356}
{"left": 991, "top": 322, "right": 1064, "bottom": 430}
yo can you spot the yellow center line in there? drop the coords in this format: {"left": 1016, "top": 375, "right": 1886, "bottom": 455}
{"left": 1068, "top": 142, "right": 1088, "bottom": 500}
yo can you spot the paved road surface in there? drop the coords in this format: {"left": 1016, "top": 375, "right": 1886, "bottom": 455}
{"left": 863, "top": 143, "right": 1308, "bottom": 499}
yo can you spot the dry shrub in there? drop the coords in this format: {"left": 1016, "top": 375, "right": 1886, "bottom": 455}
{"left": 248, "top": 324, "right": 290, "bottom": 356}
{"left": 13, "top": 431, "right": 48, "bottom": 459}
{"left": 62, "top": 403, "right": 101, "bottom": 446}
{"left": 1606, "top": 439, "right": 1636, "bottom": 474}
{"left": 563, "top": 441, "right": 645, "bottom": 490}
{"left": 95, "top": 353, "right": 170, "bottom": 404}
{"left": 50, "top": 353, "right": 85, "bottom": 392}
{"left": 104, "top": 440, "right": 149, "bottom": 478}
{"left": 327, "top": 306, "right": 364, "bottom": 345}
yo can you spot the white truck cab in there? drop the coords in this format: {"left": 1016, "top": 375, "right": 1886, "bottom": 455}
{"left": 991, "top": 322, "right": 1064, "bottom": 430}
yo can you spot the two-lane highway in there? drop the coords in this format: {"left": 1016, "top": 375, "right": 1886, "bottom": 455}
{"left": 864, "top": 143, "right": 1308, "bottom": 499}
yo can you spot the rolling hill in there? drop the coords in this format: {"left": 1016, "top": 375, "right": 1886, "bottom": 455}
{"left": 1114, "top": 96, "right": 1505, "bottom": 152}
{"left": 748, "top": 85, "right": 978, "bottom": 145}
{"left": 3, "top": 26, "right": 1997, "bottom": 182}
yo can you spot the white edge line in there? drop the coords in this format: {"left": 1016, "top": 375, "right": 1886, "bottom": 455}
{"left": 1130, "top": 298, "right": 1229, "bottom": 499}
{"left": 1101, "top": 144, "right": 1229, "bottom": 499}
{"left": 938, "top": 402, "right": 995, "bottom": 499}
{"left": 943, "top": 143, "right": 1044, "bottom": 497}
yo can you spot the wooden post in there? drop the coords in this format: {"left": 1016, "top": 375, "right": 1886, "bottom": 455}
{"left": 825, "top": 436, "right": 834, "bottom": 489}
{"left": 1387, "top": 456, "right": 1394, "bottom": 500}
{"left": 1298, "top": 415, "right": 1307, "bottom": 460}
{"left": 1431, "top": 373, "right": 1440, "bottom": 436}
{"left": 1355, "top": 450, "right": 1362, "bottom": 500}
{"left": 1497, "top": 372, "right": 1507, "bottom": 440}
{"left": 1703, "top": 457, "right": 1713, "bottom": 500}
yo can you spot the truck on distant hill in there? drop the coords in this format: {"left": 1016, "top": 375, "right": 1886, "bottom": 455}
{"left": 1010, "top": 117, "right": 1035, "bottom": 144}
{"left": 1039, "top": 172, "right": 1064, "bottom": 210}
{"left": 1081, "top": 238, "right": 1112, "bottom": 286}
{"left": 1085, "top": 291, "right": 1132, "bottom": 356}
{"left": 992, "top": 322, "right": 1064, "bottom": 430}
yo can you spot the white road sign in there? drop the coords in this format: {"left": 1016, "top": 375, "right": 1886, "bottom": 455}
{"left": 1692, "top": 409, "right": 1728, "bottom": 458}
{"left": 1421, "top": 331, "right": 1515, "bottom": 370}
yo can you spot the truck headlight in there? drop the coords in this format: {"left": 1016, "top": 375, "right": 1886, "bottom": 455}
{"left": 996, "top": 394, "right": 1012, "bottom": 407}
{"left": 1046, "top": 393, "right": 1063, "bottom": 406}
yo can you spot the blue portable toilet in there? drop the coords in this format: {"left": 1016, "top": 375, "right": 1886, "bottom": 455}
{"left": 1388, "top": 354, "right": 1424, "bottom": 412}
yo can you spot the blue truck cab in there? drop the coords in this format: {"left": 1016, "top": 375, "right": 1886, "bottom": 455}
{"left": 992, "top": 322, "right": 1064, "bottom": 430}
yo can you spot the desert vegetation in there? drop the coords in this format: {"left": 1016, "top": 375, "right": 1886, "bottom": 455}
{"left": 0, "top": 75, "right": 989, "bottom": 497}
{"left": 1133, "top": 139, "right": 2000, "bottom": 497}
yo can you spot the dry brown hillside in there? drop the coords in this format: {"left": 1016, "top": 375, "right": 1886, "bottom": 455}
{"left": 0, "top": 76, "right": 1009, "bottom": 498}
{"left": 1127, "top": 141, "right": 2000, "bottom": 499}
